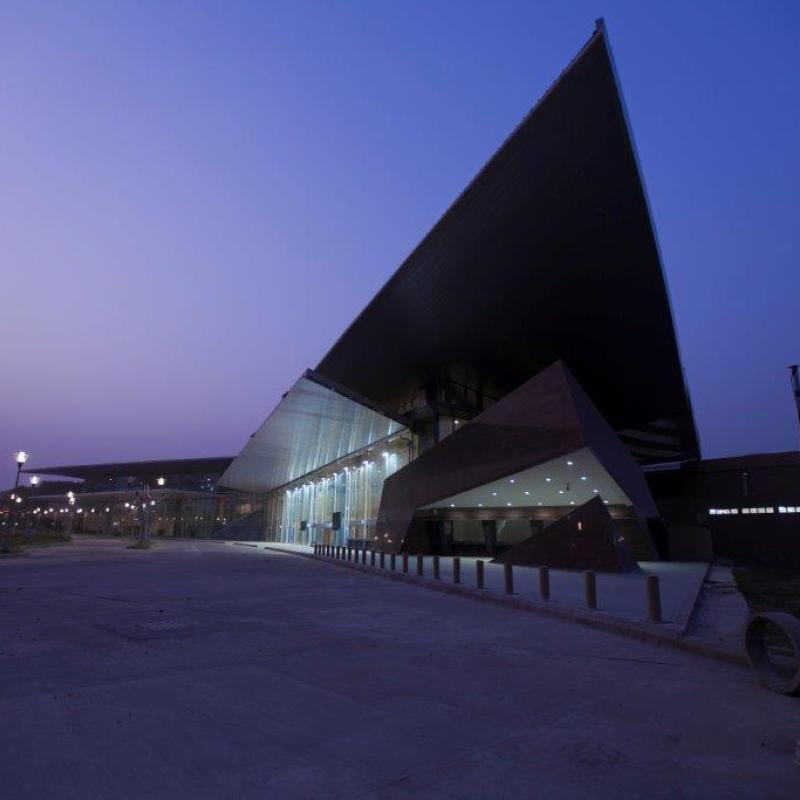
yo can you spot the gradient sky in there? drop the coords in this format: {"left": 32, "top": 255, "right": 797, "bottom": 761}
{"left": 2, "top": 0, "right": 799, "bottom": 488}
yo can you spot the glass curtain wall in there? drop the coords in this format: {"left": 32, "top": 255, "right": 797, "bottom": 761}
{"left": 263, "top": 434, "right": 412, "bottom": 546}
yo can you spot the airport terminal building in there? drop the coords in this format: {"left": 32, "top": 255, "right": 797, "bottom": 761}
{"left": 14, "top": 21, "right": 800, "bottom": 564}
{"left": 215, "top": 21, "right": 697, "bottom": 561}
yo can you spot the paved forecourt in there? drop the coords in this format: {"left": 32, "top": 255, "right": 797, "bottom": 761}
{"left": 0, "top": 537, "right": 797, "bottom": 799}
{"left": 264, "top": 541, "right": 710, "bottom": 630}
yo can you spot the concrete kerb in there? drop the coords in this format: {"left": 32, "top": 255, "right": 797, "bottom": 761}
{"left": 260, "top": 544, "right": 746, "bottom": 667}
{"left": 672, "top": 561, "right": 715, "bottom": 634}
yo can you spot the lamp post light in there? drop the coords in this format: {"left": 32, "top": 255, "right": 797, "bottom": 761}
{"left": 3, "top": 451, "right": 30, "bottom": 552}
{"left": 66, "top": 491, "right": 76, "bottom": 537}
{"left": 28, "top": 476, "right": 40, "bottom": 534}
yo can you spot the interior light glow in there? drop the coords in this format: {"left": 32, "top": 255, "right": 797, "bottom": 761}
{"left": 509, "top": 479, "right": 515, "bottom": 484}
{"left": 545, "top": 477, "right": 552, "bottom": 482}
{"left": 491, "top": 492, "right": 497, "bottom": 496}
{"left": 524, "top": 490, "right": 530, "bottom": 495}
{"left": 567, "top": 460, "right": 574, "bottom": 466}
{"left": 580, "top": 475, "right": 587, "bottom": 481}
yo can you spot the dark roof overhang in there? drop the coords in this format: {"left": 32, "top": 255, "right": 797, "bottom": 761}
{"left": 315, "top": 19, "right": 698, "bottom": 463}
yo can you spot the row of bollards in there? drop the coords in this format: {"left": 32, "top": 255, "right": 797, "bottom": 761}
{"left": 311, "top": 545, "right": 662, "bottom": 623}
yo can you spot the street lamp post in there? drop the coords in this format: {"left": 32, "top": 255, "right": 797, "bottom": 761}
{"left": 28, "top": 475, "right": 40, "bottom": 536}
{"left": 66, "top": 491, "right": 76, "bottom": 537}
{"left": 3, "top": 451, "right": 30, "bottom": 552}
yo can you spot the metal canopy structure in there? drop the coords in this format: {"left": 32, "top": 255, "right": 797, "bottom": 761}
{"left": 23, "top": 457, "right": 234, "bottom": 481}
{"left": 218, "top": 370, "right": 406, "bottom": 493}
{"left": 316, "top": 20, "right": 698, "bottom": 463}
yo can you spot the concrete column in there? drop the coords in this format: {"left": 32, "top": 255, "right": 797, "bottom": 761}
{"left": 416, "top": 554, "right": 423, "bottom": 576}
{"left": 433, "top": 555, "right": 440, "bottom": 580}
{"left": 402, "top": 553, "right": 408, "bottom": 573}
{"left": 453, "top": 557, "right": 460, "bottom": 584}
{"left": 481, "top": 520, "right": 497, "bottom": 557}
{"left": 380, "top": 552, "right": 385, "bottom": 569}
{"left": 476, "top": 560, "right": 484, "bottom": 589}
{"left": 390, "top": 553, "right": 396, "bottom": 571}
{"left": 440, "top": 520, "right": 454, "bottom": 555}
{"left": 370, "top": 550, "right": 375, "bottom": 567}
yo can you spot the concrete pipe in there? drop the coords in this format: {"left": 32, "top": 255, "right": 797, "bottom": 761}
{"left": 744, "top": 612, "right": 800, "bottom": 695}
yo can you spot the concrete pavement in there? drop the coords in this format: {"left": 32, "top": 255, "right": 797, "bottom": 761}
{"left": 0, "top": 537, "right": 797, "bottom": 799}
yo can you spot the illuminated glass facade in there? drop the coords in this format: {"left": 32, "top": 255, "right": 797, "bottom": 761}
{"left": 263, "top": 432, "right": 413, "bottom": 545}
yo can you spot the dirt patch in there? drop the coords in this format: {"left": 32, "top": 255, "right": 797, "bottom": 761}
{"left": 732, "top": 561, "right": 800, "bottom": 619}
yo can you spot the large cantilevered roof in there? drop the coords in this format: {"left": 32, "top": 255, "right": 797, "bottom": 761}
{"left": 23, "top": 457, "right": 233, "bottom": 481}
{"left": 218, "top": 370, "right": 406, "bottom": 492}
{"left": 315, "top": 20, "right": 698, "bottom": 462}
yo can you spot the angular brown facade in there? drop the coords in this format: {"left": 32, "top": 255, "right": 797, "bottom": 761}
{"left": 374, "top": 361, "right": 661, "bottom": 558}
{"left": 492, "top": 496, "right": 639, "bottom": 572}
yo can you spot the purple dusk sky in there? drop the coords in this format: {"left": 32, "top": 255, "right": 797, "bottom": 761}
{"left": 1, "top": 1, "right": 799, "bottom": 488}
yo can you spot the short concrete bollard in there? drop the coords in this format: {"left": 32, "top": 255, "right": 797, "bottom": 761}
{"left": 453, "top": 557, "right": 460, "bottom": 584}
{"left": 361, "top": 548, "right": 367, "bottom": 565}
{"left": 646, "top": 574, "right": 662, "bottom": 622}
{"left": 370, "top": 550, "right": 375, "bottom": 567}
{"left": 433, "top": 556, "right": 440, "bottom": 580}
{"left": 347, "top": 548, "right": 352, "bottom": 562}
{"left": 380, "top": 552, "right": 385, "bottom": 569}
{"left": 402, "top": 553, "right": 409, "bottom": 573}
{"left": 539, "top": 566, "right": 550, "bottom": 601}
{"left": 584, "top": 570, "right": 597, "bottom": 610}
{"left": 476, "top": 560, "right": 484, "bottom": 589}
{"left": 504, "top": 563, "right": 514, "bottom": 594}
{"left": 390, "top": 553, "right": 396, "bottom": 571}
{"left": 416, "top": 554, "right": 424, "bottom": 576}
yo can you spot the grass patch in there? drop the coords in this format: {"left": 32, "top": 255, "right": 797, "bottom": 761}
{"left": 126, "top": 540, "right": 156, "bottom": 550}
{"left": 1, "top": 531, "right": 72, "bottom": 553}
{"left": 732, "top": 561, "right": 800, "bottom": 619}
